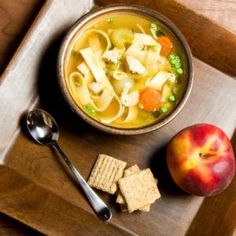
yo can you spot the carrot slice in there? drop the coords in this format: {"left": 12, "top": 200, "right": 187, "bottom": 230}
{"left": 157, "top": 36, "right": 173, "bottom": 56}
{"left": 139, "top": 88, "right": 162, "bottom": 112}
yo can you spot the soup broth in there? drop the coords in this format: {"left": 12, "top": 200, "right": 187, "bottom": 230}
{"left": 66, "top": 13, "right": 186, "bottom": 128}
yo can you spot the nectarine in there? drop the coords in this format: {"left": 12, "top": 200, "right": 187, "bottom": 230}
{"left": 167, "top": 124, "right": 235, "bottom": 196}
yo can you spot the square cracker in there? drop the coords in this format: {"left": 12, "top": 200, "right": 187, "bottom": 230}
{"left": 88, "top": 154, "right": 127, "bottom": 194}
{"left": 116, "top": 165, "right": 151, "bottom": 212}
{"left": 139, "top": 178, "right": 157, "bottom": 212}
{"left": 116, "top": 165, "right": 140, "bottom": 204}
{"left": 124, "top": 165, "right": 140, "bottom": 177}
{"left": 118, "top": 169, "right": 161, "bottom": 213}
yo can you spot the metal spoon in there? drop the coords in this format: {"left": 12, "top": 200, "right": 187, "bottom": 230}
{"left": 26, "top": 108, "right": 112, "bottom": 222}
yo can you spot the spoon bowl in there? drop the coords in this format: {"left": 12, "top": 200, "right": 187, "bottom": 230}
{"left": 26, "top": 109, "right": 59, "bottom": 145}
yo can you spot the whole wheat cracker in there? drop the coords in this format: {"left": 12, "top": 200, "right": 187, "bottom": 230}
{"left": 116, "top": 165, "right": 140, "bottom": 204}
{"left": 88, "top": 154, "right": 127, "bottom": 194}
{"left": 116, "top": 165, "right": 151, "bottom": 212}
{"left": 118, "top": 169, "right": 161, "bottom": 213}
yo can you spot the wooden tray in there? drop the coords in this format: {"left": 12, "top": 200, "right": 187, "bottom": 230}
{"left": 0, "top": 0, "right": 236, "bottom": 235}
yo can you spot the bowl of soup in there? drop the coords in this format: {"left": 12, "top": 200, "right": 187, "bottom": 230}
{"left": 58, "top": 5, "right": 193, "bottom": 135}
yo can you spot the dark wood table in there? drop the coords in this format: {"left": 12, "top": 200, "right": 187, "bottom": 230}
{"left": 0, "top": 0, "right": 235, "bottom": 234}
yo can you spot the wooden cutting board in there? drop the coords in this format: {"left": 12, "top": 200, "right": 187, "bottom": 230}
{"left": 0, "top": 0, "right": 236, "bottom": 235}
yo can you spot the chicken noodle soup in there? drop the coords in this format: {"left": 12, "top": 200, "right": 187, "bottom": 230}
{"left": 66, "top": 13, "right": 186, "bottom": 128}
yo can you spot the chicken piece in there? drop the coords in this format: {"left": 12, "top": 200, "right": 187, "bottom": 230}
{"left": 103, "top": 50, "right": 122, "bottom": 64}
{"left": 89, "top": 82, "right": 103, "bottom": 94}
{"left": 133, "top": 33, "right": 158, "bottom": 46}
{"left": 146, "top": 72, "right": 176, "bottom": 90}
{"left": 120, "top": 90, "right": 139, "bottom": 107}
{"left": 126, "top": 56, "right": 146, "bottom": 74}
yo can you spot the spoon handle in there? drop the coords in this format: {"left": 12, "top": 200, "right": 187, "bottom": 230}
{"left": 52, "top": 142, "right": 112, "bottom": 222}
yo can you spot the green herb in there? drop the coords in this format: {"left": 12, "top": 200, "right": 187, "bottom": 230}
{"left": 150, "top": 22, "right": 164, "bottom": 37}
{"left": 139, "top": 109, "right": 152, "bottom": 119}
{"left": 117, "top": 53, "right": 123, "bottom": 61}
{"left": 160, "top": 106, "right": 168, "bottom": 113}
{"left": 71, "top": 49, "right": 79, "bottom": 57}
{"left": 106, "top": 18, "right": 114, "bottom": 24}
{"left": 104, "top": 67, "right": 108, "bottom": 75}
{"left": 150, "top": 45, "right": 161, "bottom": 52}
{"left": 171, "top": 67, "right": 178, "bottom": 76}
{"left": 152, "top": 110, "right": 161, "bottom": 118}
{"left": 111, "top": 63, "right": 118, "bottom": 70}
{"left": 74, "top": 80, "right": 81, "bottom": 87}
{"left": 172, "top": 86, "right": 179, "bottom": 95}
{"left": 156, "top": 30, "right": 164, "bottom": 36}
{"left": 84, "top": 104, "right": 96, "bottom": 116}
{"left": 168, "top": 95, "right": 176, "bottom": 102}
{"left": 71, "top": 73, "right": 82, "bottom": 87}
{"left": 150, "top": 22, "right": 158, "bottom": 31}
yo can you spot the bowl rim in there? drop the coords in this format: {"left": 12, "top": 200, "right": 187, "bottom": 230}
{"left": 57, "top": 4, "right": 194, "bottom": 135}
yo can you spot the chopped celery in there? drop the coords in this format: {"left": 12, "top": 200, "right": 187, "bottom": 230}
{"left": 84, "top": 104, "right": 96, "bottom": 116}
{"left": 111, "top": 28, "right": 134, "bottom": 49}
{"left": 150, "top": 44, "right": 161, "bottom": 52}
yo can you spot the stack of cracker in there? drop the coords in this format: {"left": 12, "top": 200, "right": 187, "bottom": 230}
{"left": 88, "top": 154, "right": 161, "bottom": 213}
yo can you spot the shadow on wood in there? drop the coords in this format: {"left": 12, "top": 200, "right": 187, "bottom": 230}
{"left": 34, "top": 31, "right": 96, "bottom": 137}
{"left": 149, "top": 144, "right": 187, "bottom": 196}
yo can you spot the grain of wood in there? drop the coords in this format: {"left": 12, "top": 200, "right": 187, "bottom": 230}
{"left": 0, "top": 0, "right": 43, "bottom": 74}
{"left": 0, "top": 1, "right": 43, "bottom": 234}
{"left": 178, "top": 0, "right": 236, "bottom": 33}
{"left": 0, "top": 213, "right": 42, "bottom": 236}
{"left": 0, "top": 166, "right": 132, "bottom": 235}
